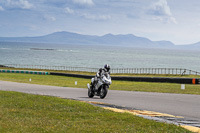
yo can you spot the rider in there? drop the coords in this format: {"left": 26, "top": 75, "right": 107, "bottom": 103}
{"left": 93, "top": 64, "right": 110, "bottom": 90}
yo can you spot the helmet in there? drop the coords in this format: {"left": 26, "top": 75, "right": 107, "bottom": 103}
{"left": 104, "top": 64, "right": 110, "bottom": 71}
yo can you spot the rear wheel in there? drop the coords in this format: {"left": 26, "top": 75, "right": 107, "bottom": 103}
{"left": 100, "top": 86, "right": 108, "bottom": 99}
{"left": 88, "top": 86, "right": 94, "bottom": 98}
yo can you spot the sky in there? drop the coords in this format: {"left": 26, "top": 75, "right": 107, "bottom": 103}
{"left": 0, "top": 0, "right": 200, "bottom": 45}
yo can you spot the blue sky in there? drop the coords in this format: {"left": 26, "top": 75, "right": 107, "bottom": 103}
{"left": 0, "top": 0, "right": 200, "bottom": 45}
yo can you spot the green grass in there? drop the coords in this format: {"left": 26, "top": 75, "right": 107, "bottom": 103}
{"left": 0, "top": 72, "right": 200, "bottom": 95}
{"left": 0, "top": 91, "right": 191, "bottom": 133}
{"left": 111, "top": 80, "right": 200, "bottom": 95}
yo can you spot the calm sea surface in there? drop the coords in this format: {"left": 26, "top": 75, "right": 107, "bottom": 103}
{"left": 0, "top": 42, "right": 200, "bottom": 71}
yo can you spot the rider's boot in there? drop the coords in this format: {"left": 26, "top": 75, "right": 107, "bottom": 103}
{"left": 93, "top": 77, "right": 98, "bottom": 91}
{"left": 93, "top": 81, "right": 97, "bottom": 91}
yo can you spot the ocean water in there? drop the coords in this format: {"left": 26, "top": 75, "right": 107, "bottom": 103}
{"left": 0, "top": 42, "right": 200, "bottom": 71}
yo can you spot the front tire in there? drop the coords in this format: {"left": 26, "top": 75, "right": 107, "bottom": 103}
{"left": 88, "top": 86, "right": 94, "bottom": 98}
{"left": 100, "top": 86, "right": 108, "bottom": 99}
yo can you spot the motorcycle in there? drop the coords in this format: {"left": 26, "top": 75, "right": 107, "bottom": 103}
{"left": 87, "top": 72, "right": 112, "bottom": 99}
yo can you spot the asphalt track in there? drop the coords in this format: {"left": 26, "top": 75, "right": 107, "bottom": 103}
{"left": 0, "top": 80, "right": 200, "bottom": 122}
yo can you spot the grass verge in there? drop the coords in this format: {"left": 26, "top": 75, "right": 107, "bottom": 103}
{"left": 0, "top": 91, "right": 191, "bottom": 133}
{"left": 0, "top": 73, "right": 200, "bottom": 95}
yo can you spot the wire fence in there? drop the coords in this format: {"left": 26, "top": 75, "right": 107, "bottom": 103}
{"left": 1, "top": 64, "right": 200, "bottom": 75}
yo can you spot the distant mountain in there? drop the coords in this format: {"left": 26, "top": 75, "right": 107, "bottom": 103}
{"left": 189, "top": 41, "right": 200, "bottom": 47}
{"left": 0, "top": 31, "right": 197, "bottom": 49}
{"left": 0, "top": 31, "right": 98, "bottom": 44}
{"left": 154, "top": 41, "right": 174, "bottom": 47}
{"left": 94, "top": 33, "right": 156, "bottom": 47}
{"left": 176, "top": 41, "right": 200, "bottom": 50}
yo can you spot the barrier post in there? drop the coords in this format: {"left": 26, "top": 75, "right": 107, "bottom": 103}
{"left": 181, "top": 84, "right": 185, "bottom": 90}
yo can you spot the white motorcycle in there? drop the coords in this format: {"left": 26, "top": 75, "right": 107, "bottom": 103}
{"left": 87, "top": 72, "right": 112, "bottom": 99}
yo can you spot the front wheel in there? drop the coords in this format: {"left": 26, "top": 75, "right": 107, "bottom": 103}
{"left": 88, "top": 86, "right": 94, "bottom": 98}
{"left": 100, "top": 86, "right": 108, "bottom": 99}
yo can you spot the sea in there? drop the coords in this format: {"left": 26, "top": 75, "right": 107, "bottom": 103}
{"left": 0, "top": 42, "right": 200, "bottom": 71}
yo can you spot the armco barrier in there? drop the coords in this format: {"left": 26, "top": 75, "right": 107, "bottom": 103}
{"left": 50, "top": 72, "right": 200, "bottom": 84}
{"left": 50, "top": 72, "right": 93, "bottom": 79}
{"left": 111, "top": 76, "right": 200, "bottom": 84}
{"left": 0, "top": 69, "right": 48, "bottom": 75}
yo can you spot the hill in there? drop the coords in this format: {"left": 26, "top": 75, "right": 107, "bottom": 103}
{"left": 0, "top": 31, "right": 176, "bottom": 48}
{"left": 1, "top": 31, "right": 200, "bottom": 49}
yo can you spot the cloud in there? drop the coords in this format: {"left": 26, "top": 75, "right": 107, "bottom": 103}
{"left": 4, "top": 0, "right": 34, "bottom": 9}
{"left": 72, "top": 0, "right": 94, "bottom": 6}
{"left": 149, "top": 0, "right": 171, "bottom": 16}
{"left": 64, "top": 7, "right": 74, "bottom": 14}
{"left": 82, "top": 13, "right": 111, "bottom": 21}
{"left": 44, "top": 15, "right": 56, "bottom": 21}
{"left": 29, "top": 25, "right": 39, "bottom": 31}
{"left": 0, "top": 6, "right": 4, "bottom": 11}
{"left": 63, "top": 6, "right": 111, "bottom": 21}
{"left": 148, "top": 0, "right": 177, "bottom": 24}
{"left": 152, "top": 16, "right": 177, "bottom": 24}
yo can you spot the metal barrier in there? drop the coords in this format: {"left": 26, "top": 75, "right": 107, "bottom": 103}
{"left": 50, "top": 72, "right": 200, "bottom": 84}
{"left": 1, "top": 64, "right": 200, "bottom": 75}
{"left": 111, "top": 68, "right": 200, "bottom": 75}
